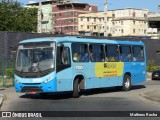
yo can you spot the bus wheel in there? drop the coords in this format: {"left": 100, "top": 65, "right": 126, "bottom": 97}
{"left": 73, "top": 78, "right": 80, "bottom": 98}
{"left": 122, "top": 74, "right": 131, "bottom": 91}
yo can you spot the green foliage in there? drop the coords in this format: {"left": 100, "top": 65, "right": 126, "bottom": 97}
{"left": 6, "top": 68, "right": 14, "bottom": 79}
{"left": 0, "top": 0, "right": 37, "bottom": 32}
{"left": 147, "top": 66, "right": 160, "bottom": 72}
{"left": 147, "top": 60, "right": 160, "bottom": 72}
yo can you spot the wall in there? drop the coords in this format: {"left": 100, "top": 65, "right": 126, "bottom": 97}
{"left": 0, "top": 31, "right": 159, "bottom": 70}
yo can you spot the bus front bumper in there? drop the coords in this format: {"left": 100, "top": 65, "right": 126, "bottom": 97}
{"left": 14, "top": 77, "right": 57, "bottom": 93}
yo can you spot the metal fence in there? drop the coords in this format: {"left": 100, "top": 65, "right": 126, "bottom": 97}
{"left": 0, "top": 57, "right": 15, "bottom": 87}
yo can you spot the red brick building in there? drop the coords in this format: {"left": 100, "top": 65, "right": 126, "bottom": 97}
{"left": 53, "top": 3, "right": 97, "bottom": 35}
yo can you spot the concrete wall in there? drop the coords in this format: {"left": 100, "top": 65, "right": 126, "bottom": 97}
{"left": 0, "top": 31, "right": 160, "bottom": 66}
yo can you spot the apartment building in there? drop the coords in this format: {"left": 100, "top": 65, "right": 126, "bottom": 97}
{"left": 78, "top": 8, "right": 149, "bottom": 37}
{"left": 79, "top": 11, "right": 112, "bottom": 36}
{"left": 27, "top": 0, "right": 97, "bottom": 34}
{"left": 27, "top": 0, "right": 57, "bottom": 33}
{"left": 53, "top": 2, "right": 97, "bottom": 35}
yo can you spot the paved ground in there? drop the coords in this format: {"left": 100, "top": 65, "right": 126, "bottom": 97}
{"left": 0, "top": 80, "right": 160, "bottom": 120}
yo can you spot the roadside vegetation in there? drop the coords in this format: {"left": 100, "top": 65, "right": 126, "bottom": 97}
{"left": 0, "top": 0, "right": 37, "bottom": 32}
{"left": 147, "top": 60, "right": 160, "bottom": 72}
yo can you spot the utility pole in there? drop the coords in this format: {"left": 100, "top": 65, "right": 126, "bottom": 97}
{"left": 104, "top": 0, "right": 108, "bottom": 36}
{"left": 37, "top": 0, "right": 42, "bottom": 33}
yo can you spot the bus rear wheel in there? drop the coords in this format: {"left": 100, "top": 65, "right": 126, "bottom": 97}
{"left": 122, "top": 74, "right": 131, "bottom": 91}
{"left": 73, "top": 78, "right": 80, "bottom": 98}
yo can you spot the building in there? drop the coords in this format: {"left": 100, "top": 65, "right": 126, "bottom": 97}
{"left": 78, "top": 11, "right": 112, "bottom": 36}
{"left": 78, "top": 8, "right": 149, "bottom": 37}
{"left": 27, "top": 0, "right": 57, "bottom": 33}
{"left": 148, "top": 12, "right": 160, "bottom": 39}
{"left": 27, "top": 0, "right": 97, "bottom": 34}
{"left": 53, "top": 2, "right": 97, "bottom": 35}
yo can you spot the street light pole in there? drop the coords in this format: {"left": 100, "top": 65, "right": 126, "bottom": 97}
{"left": 104, "top": 0, "right": 108, "bottom": 36}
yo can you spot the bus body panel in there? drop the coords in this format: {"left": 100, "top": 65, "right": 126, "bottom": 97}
{"left": 14, "top": 37, "right": 146, "bottom": 94}
{"left": 56, "top": 68, "right": 73, "bottom": 91}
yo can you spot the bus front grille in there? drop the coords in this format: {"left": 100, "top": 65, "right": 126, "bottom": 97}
{"left": 21, "top": 86, "right": 43, "bottom": 92}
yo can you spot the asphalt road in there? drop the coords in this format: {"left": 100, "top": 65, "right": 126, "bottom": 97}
{"left": 1, "top": 80, "right": 160, "bottom": 120}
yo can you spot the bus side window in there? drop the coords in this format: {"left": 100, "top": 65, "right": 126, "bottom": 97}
{"left": 120, "top": 46, "right": 132, "bottom": 62}
{"left": 133, "top": 46, "right": 144, "bottom": 62}
{"left": 106, "top": 45, "right": 119, "bottom": 62}
{"left": 72, "top": 43, "right": 89, "bottom": 62}
{"left": 61, "top": 47, "right": 70, "bottom": 65}
{"left": 89, "top": 44, "right": 104, "bottom": 62}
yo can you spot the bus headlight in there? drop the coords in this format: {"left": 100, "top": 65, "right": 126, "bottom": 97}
{"left": 44, "top": 77, "right": 53, "bottom": 83}
{"left": 15, "top": 79, "right": 19, "bottom": 83}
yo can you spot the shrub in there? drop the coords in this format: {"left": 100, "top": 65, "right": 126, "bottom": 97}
{"left": 6, "top": 68, "right": 14, "bottom": 79}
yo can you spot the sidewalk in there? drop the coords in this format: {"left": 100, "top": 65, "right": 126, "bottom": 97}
{"left": 0, "top": 88, "right": 5, "bottom": 108}
{"left": 140, "top": 90, "right": 160, "bottom": 103}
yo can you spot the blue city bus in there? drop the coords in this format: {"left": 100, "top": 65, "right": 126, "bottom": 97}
{"left": 14, "top": 36, "right": 146, "bottom": 97}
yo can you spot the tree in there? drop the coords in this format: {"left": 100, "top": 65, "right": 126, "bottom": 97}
{"left": 0, "top": 0, "right": 37, "bottom": 32}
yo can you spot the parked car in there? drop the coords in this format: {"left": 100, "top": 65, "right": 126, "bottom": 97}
{"left": 152, "top": 69, "right": 160, "bottom": 80}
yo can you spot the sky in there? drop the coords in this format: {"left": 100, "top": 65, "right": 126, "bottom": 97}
{"left": 19, "top": 0, "right": 160, "bottom": 12}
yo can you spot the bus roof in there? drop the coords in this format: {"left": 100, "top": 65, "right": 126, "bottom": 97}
{"left": 19, "top": 36, "right": 144, "bottom": 46}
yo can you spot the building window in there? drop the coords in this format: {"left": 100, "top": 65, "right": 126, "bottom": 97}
{"left": 112, "top": 22, "right": 115, "bottom": 26}
{"left": 144, "top": 14, "right": 147, "bottom": 18}
{"left": 121, "top": 21, "right": 123, "bottom": 25}
{"left": 87, "top": 25, "right": 90, "bottom": 29}
{"left": 94, "top": 26, "right": 96, "bottom": 29}
{"left": 133, "top": 12, "right": 136, "bottom": 17}
{"left": 133, "top": 21, "right": 135, "bottom": 25}
{"left": 144, "top": 30, "right": 146, "bottom": 34}
{"left": 81, "top": 25, "right": 83, "bottom": 29}
{"left": 133, "top": 29, "right": 135, "bottom": 33}
{"left": 87, "top": 18, "right": 89, "bottom": 22}
{"left": 121, "top": 29, "right": 123, "bottom": 33}
{"left": 107, "top": 26, "right": 109, "bottom": 30}
{"left": 81, "top": 17, "right": 83, "bottom": 21}
{"left": 94, "top": 18, "right": 96, "bottom": 22}
{"left": 112, "top": 14, "right": 115, "bottom": 18}
{"left": 75, "top": 26, "right": 78, "bottom": 30}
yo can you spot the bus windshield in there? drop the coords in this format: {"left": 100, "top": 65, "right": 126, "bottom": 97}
{"left": 16, "top": 42, "right": 55, "bottom": 73}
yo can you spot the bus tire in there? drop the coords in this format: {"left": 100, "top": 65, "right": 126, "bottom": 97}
{"left": 122, "top": 74, "right": 131, "bottom": 91}
{"left": 73, "top": 78, "right": 80, "bottom": 98}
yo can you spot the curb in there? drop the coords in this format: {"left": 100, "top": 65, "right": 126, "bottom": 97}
{"left": 139, "top": 93, "right": 160, "bottom": 103}
{"left": 0, "top": 94, "right": 4, "bottom": 108}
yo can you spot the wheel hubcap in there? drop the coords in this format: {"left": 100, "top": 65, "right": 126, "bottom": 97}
{"left": 125, "top": 78, "right": 130, "bottom": 88}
